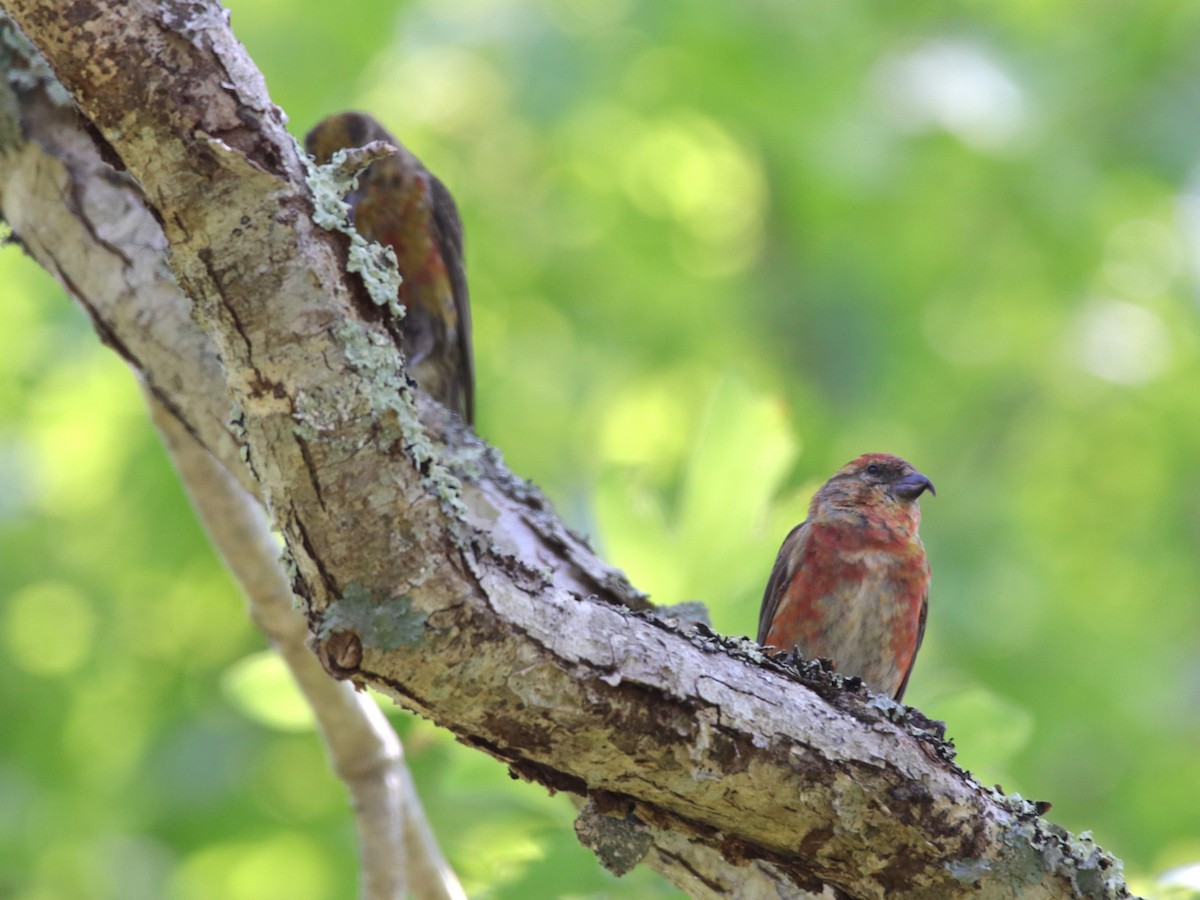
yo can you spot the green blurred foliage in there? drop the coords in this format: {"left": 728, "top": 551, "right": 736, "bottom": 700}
{"left": 3, "top": 0, "right": 1200, "bottom": 897}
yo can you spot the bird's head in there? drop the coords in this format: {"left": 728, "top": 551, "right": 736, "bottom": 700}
{"left": 814, "top": 453, "right": 935, "bottom": 519}
{"left": 305, "top": 111, "right": 394, "bottom": 163}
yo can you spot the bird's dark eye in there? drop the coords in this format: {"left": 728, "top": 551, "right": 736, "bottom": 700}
{"left": 866, "top": 464, "right": 880, "bottom": 475}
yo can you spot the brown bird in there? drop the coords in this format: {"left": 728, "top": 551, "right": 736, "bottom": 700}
{"left": 758, "top": 453, "right": 934, "bottom": 701}
{"left": 306, "top": 112, "right": 474, "bottom": 423}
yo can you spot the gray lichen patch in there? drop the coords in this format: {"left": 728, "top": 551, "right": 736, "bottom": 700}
{"left": 332, "top": 318, "right": 468, "bottom": 522}
{"left": 336, "top": 320, "right": 410, "bottom": 416}
{"left": 319, "top": 582, "right": 428, "bottom": 650}
{"left": 437, "top": 432, "right": 491, "bottom": 483}
{"left": 979, "top": 792, "right": 1129, "bottom": 900}
{"left": 333, "top": 321, "right": 468, "bottom": 513}
{"left": 302, "top": 144, "right": 403, "bottom": 318}
{"left": 347, "top": 235, "right": 403, "bottom": 319}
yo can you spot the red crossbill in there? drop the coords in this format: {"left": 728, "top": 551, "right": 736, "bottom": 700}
{"left": 758, "top": 453, "right": 934, "bottom": 701}
{"left": 305, "top": 112, "right": 474, "bottom": 423}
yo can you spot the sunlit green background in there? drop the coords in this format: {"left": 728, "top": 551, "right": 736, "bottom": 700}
{"left": 2, "top": 0, "right": 1200, "bottom": 897}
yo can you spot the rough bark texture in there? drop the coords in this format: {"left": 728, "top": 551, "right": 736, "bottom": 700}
{"left": 0, "top": 5, "right": 1133, "bottom": 899}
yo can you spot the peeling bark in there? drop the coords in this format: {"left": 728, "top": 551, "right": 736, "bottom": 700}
{"left": 0, "top": 5, "right": 1134, "bottom": 899}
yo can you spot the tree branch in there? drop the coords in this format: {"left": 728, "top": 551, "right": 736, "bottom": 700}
{"left": 0, "top": 5, "right": 1132, "bottom": 898}
{"left": 147, "top": 393, "right": 465, "bottom": 900}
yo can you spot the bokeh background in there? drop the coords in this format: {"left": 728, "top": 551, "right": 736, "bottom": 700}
{"left": 2, "top": 0, "right": 1199, "bottom": 897}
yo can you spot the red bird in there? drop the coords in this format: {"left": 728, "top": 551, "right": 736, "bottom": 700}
{"left": 305, "top": 112, "right": 474, "bottom": 423}
{"left": 757, "top": 453, "right": 934, "bottom": 701}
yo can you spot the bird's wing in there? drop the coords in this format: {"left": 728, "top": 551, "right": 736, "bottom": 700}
{"left": 757, "top": 520, "right": 809, "bottom": 646}
{"left": 429, "top": 173, "right": 474, "bottom": 425}
{"left": 891, "top": 588, "right": 927, "bottom": 702}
